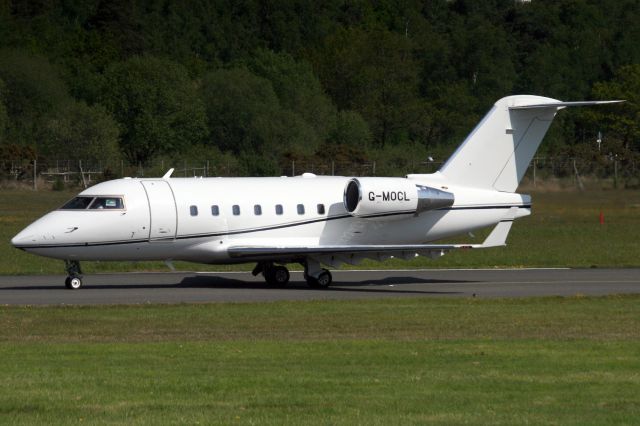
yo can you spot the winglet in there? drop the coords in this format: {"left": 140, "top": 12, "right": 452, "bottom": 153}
{"left": 162, "top": 168, "right": 174, "bottom": 179}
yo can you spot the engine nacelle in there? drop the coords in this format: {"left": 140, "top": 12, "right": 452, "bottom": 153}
{"left": 343, "top": 177, "right": 454, "bottom": 218}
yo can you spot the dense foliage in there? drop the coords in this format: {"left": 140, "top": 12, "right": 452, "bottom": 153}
{"left": 0, "top": 0, "right": 639, "bottom": 175}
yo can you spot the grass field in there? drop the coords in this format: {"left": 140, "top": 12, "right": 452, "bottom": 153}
{"left": 2, "top": 188, "right": 639, "bottom": 424}
{"left": 1, "top": 187, "right": 639, "bottom": 274}
{"left": 1, "top": 296, "right": 640, "bottom": 424}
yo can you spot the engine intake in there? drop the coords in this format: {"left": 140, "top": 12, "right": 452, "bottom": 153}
{"left": 343, "top": 178, "right": 454, "bottom": 217}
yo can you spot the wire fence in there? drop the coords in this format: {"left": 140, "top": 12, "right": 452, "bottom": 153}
{"left": 1, "top": 156, "right": 639, "bottom": 190}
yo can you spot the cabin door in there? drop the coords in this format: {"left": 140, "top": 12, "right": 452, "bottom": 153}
{"left": 141, "top": 180, "right": 177, "bottom": 241}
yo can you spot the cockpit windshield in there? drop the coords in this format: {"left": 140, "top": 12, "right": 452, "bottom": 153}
{"left": 61, "top": 197, "right": 94, "bottom": 210}
{"left": 60, "top": 196, "right": 125, "bottom": 210}
{"left": 89, "top": 197, "right": 124, "bottom": 209}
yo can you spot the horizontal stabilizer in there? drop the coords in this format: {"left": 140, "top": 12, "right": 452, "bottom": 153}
{"left": 510, "top": 100, "right": 624, "bottom": 110}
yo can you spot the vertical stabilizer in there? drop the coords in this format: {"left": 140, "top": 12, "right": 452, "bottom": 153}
{"left": 439, "top": 95, "right": 558, "bottom": 192}
{"left": 438, "top": 96, "right": 622, "bottom": 192}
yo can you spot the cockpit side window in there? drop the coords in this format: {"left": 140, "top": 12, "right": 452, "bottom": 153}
{"left": 88, "top": 197, "right": 125, "bottom": 209}
{"left": 60, "top": 197, "right": 95, "bottom": 210}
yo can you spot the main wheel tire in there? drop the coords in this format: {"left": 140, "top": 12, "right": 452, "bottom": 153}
{"left": 67, "top": 276, "right": 82, "bottom": 290}
{"left": 265, "top": 266, "right": 290, "bottom": 287}
{"left": 64, "top": 277, "right": 72, "bottom": 289}
{"left": 306, "top": 269, "right": 332, "bottom": 289}
{"left": 316, "top": 270, "right": 332, "bottom": 288}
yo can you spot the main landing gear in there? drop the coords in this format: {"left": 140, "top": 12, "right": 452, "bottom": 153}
{"left": 64, "top": 260, "right": 83, "bottom": 290}
{"left": 303, "top": 259, "right": 332, "bottom": 289}
{"left": 253, "top": 262, "right": 291, "bottom": 287}
{"left": 252, "top": 260, "right": 333, "bottom": 289}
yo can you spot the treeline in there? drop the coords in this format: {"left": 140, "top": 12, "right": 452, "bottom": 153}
{"left": 0, "top": 0, "right": 639, "bottom": 177}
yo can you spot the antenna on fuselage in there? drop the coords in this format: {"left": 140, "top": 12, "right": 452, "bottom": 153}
{"left": 162, "top": 168, "right": 174, "bottom": 179}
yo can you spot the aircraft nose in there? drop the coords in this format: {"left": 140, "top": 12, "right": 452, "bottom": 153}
{"left": 11, "top": 229, "right": 33, "bottom": 248}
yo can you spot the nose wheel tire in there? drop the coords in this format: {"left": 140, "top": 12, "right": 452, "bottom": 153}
{"left": 64, "top": 260, "right": 83, "bottom": 289}
{"left": 65, "top": 276, "right": 83, "bottom": 290}
{"left": 306, "top": 269, "right": 332, "bottom": 289}
{"left": 264, "top": 265, "right": 290, "bottom": 287}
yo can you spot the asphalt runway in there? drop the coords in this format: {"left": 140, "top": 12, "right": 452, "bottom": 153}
{"left": 1, "top": 268, "right": 639, "bottom": 305}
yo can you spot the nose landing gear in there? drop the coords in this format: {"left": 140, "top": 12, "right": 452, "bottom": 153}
{"left": 64, "top": 260, "right": 83, "bottom": 290}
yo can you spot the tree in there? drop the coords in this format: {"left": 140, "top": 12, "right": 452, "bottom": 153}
{"left": 41, "top": 101, "right": 121, "bottom": 166}
{"left": 201, "top": 67, "right": 321, "bottom": 174}
{"left": 100, "top": 55, "right": 207, "bottom": 165}
{"left": 0, "top": 77, "right": 7, "bottom": 144}
{"left": 246, "top": 49, "right": 336, "bottom": 141}
{"left": 313, "top": 27, "right": 422, "bottom": 147}
{"left": 0, "top": 49, "right": 71, "bottom": 148}
{"left": 87, "top": 0, "right": 144, "bottom": 57}
{"left": 591, "top": 65, "right": 640, "bottom": 152}
{"left": 328, "top": 110, "right": 371, "bottom": 149}
{"left": 201, "top": 67, "right": 282, "bottom": 155}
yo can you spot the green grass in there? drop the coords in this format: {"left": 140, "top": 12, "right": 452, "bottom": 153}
{"left": 2, "top": 188, "right": 638, "bottom": 424}
{"left": 1, "top": 296, "right": 640, "bottom": 424}
{"left": 1, "top": 188, "right": 639, "bottom": 274}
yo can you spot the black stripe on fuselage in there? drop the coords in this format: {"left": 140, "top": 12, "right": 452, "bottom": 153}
{"left": 15, "top": 204, "right": 530, "bottom": 250}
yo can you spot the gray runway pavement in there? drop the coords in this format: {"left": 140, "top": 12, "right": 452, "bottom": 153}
{"left": 1, "top": 268, "right": 639, "bottom": 305}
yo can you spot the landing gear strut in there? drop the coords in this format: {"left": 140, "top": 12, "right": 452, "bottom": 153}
{"left": 304, "top": 259, "right": 332, "bottom": 289}
{"left": 253, "top": 262, "right": 290, "bottom": 287}
{"left": 64, "top": 260, "right": 83, "bottom": 290}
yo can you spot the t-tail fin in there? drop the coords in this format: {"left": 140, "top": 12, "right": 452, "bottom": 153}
{"left": 438, "top": 95, "right": 622, "bottom": 192}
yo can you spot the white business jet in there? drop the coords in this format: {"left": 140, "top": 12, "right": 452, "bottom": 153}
{"left": 11, "top": 95, "right": 621, "bottom": 289}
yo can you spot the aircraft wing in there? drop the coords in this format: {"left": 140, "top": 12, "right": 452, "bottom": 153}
{"left": 228, "top": 218, "right": 514, "bottom": 265}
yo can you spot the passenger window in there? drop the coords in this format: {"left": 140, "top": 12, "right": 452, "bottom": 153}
{"left": 190, "top": 205, "right": 198, "bottom": 216}
{"left": 232, "top": 205, "right": 240, "bottom": 216}
{"left": 88, "top": 197, "right": 124, "bottom": 210}
{"left": 275, "top": 204, "right": 283, "bottom": 215}
{"left": 61, "top": 196, "right": 94, "bottom": 210}
{"left": 254, "top": 205, "right": 262, "bottom": 215}
{"left": 211, "top": 205, "right": 219, "bottom": 216}
{"left": 297, "top": 204, "right": 305, "bottom": 215}
{"left": 317, "top": 204, "right": 325, "bottom": 215}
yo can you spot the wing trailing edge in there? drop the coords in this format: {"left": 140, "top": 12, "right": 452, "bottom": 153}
{"left": 227, "top": 213, "right": 515, "bottom": 266}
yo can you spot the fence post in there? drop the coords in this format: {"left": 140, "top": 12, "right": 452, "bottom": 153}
{"left": 573, "top": 158, "right": 584, "bottom": 191}
{"left": 614, "top": 159, "right": 618, "bottom": 189}
{"left": 79, "top": 160, "right": 87, "bottom": 189}
{"left": 33, "top": 159, "right": 37, "bottom": 191}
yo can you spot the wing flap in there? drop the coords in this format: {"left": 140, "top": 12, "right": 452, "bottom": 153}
{"left": 227, "top": 212, "right": 516, "bottom": 262}
{"left": 227, "top": 243, "right": 475, "bottom": 259}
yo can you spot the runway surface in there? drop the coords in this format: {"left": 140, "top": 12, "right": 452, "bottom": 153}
{"left": 1, "top": 268, "right": 639, "bottom": 305}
